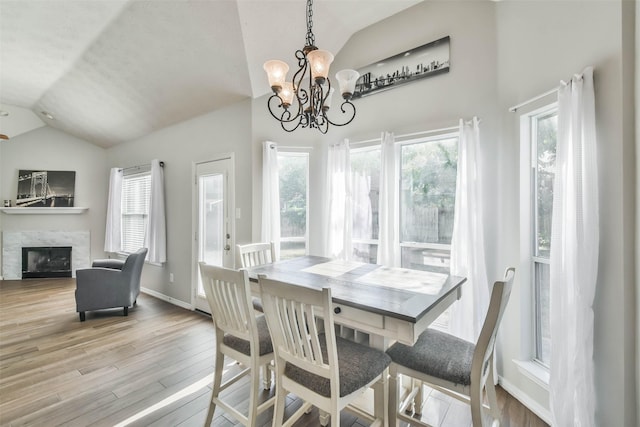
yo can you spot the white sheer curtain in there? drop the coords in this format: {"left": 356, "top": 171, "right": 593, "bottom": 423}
{"left": 448, "top": 117, "right": 489, "bottom": 342}
{"left": 352, "top": 172, "right": 372, "bottom": 245}
{"left": 104, "top": 167, "right": 123, "bottom": 252}
{"left": 325, "top": 139, "right": 352, "bottom": 259}
{"left": 377, "top": 131, "right": 400, "bottom": 267}
{"left": 261, "top": 141, "right": 281, "bottom": 259}
{"left": 549, "top": 66, "right": 598, "bottom": 427}
{"left": 144, "top": 159, "right": 166, "bottom": 263}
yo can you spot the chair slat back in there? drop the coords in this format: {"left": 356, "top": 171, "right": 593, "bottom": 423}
{"left": 258, "top": 276, "right": 338, "bottom": 382}
{"left": 199, "top": 262, "right": 254, "bottom": 341}
{"left": 473, "top": 267, "right": 516, "bottom": 382}
{"left": 237, "top": 242, "right": 276, "bottom": 268}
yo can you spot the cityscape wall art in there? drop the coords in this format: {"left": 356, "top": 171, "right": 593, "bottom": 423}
{"left": 352, "top": 35, "right": 450, "bottom": 99}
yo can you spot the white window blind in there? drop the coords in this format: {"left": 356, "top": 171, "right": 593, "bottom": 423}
{"left": 121, "top": 171, "right": 151, "bottom": 253}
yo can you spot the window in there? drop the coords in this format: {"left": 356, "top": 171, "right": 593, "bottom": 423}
{"left": 529, "top": 108, "right": 557, "bottom": 367}
{"left": 121, "top": 170, "right": 151, "bottom": 253}
{"left": 278, "top": 151, "right": 309, "bottom": 259}
{"left": 520, "top": 104, "right": 557, "bottom": 370}
{"left": 350, "top": 146, "right": 380, "bottom": 263}
{"left": 399, "top": 135, "right": 457, "bottom": 273}
{"left": 348, "top": 132, "right": 458, "bottom": 273}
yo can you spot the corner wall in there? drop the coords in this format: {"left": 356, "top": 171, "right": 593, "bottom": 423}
{"left": 496, "top": 1, "right": 636, "bottom": 424}
{"left": 106, "top": 99, "right": 253, "bottom": 304}
{"left": 0, "top": 126, "right": 108, "bottom": 275}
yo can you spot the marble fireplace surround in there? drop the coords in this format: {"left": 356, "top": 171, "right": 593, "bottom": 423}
{"left": 2, "top": 231, "right": 90, "bottom": 279}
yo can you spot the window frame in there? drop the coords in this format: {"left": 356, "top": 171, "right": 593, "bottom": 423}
{"left": 347, "top": 130, "right": 460, "bottom": 270}
{"left": 277, "top": 149, "right": 310, "bottom": 259}
{"left": 519, "top": 102, "right": 558, "bottom": 373}
{"left": 120, "top": 167, "right": 151, "bottom": 255}
{"left": 396, "top": 132, "right": 459, "bottom": 272}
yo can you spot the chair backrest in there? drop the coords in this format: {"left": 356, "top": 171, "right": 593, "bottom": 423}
{"left": 236, "top": 242, "right": 276, "bottom": 268}
{"left": 199, "top": 262, "right": 258, "bottom": 344}
{"left": 121, "top": 247, "right": 148, "bottom": 291}
{"left": 258, "top": 275, "right": 339, "bottom": 397}
{"left": 472, "top": 267, "right": 516, "bottom": 385}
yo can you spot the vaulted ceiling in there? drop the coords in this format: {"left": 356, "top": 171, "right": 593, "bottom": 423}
{"left": 0, "top": 0, "right": 421, "bottom": 147}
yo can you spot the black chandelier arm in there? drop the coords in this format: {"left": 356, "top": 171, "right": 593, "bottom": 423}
{"left": 266, "top": 94, "right": 303, "bottom": 124}
{"left": 324, "top": 100, "right": 357, "bottom": 127}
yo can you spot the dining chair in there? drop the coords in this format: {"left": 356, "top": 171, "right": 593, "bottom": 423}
{"left": 387, "top": 267, "right": 516, "bottom": 427}
{"left": 198, "top": 263, "right": 275, "bottom": 427}
{"left": 236, "top": 242, "right": 277, "bottom": 269}
{"left": 236, "top": 242, "right": 277, "bottom": 313}
{"left": 258, "top": 274, "right": 391, "bottom": 427}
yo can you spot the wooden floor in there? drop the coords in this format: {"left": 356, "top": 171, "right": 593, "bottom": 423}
{"left": 0, "top": 278, "right": 549, "bottom": 427}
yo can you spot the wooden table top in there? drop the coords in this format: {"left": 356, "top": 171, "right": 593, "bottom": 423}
{"left": 247, "top": 255, "right": 467, "bottom": 324}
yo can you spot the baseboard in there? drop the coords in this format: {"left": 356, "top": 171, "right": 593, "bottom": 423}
{"left": 140, "top": 287, "right": 193, "bottom": 311}
{"left": 499, "top": 375, "right": 552, "bottom": 425}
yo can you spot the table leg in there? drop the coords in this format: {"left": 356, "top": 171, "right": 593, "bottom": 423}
{"left": 369, "top": 334, "right": 389, "bottom": 427}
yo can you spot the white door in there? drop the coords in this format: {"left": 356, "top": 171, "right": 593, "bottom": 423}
{"left": 193, "top": 156, "right": 235, "bottom": 312}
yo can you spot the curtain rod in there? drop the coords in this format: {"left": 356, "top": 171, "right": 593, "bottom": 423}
{"left": 508, "top": 88, "right": 557, "bottom": 113}
{"left": 350, "top": 123, "right": 465, "bottom": 147}
{"left": 120, "top": 161, "right": 164, "bottom": 172}
{"left": 508, "top": 69, "right": 590, "bottom": 113}
{"left": 269, "top": 144, "right": 313, "bottom": 150}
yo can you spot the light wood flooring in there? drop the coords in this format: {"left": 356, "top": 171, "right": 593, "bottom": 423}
{"left": 0, "top": 278, "right": 549, "bottom": 427}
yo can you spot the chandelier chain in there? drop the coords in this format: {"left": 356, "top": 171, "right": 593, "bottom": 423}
{"left": 305, "top": 0, "right": 315, "bottom": 47}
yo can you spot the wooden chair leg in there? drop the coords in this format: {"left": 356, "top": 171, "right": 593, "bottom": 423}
{"left": 205, "top": 350, "right": 225, "bottom": 426}
{"left": 470, "top": 386, "right": 484, "bottom": 427}
{"left": 389, "top": 366, "right": 399, "bottom": 427}
{"left": 262, "top": 363, "right": 273, "bottom": 390}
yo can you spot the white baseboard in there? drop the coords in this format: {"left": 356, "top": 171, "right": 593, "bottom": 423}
{"left": 499, "top": 375, "right": 552, "bottom": 425}
{"left": 140, "top": 287, "right": 193, "bottom": 311}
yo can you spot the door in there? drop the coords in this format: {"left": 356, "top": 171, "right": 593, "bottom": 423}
{"left": 193, "top": 156, "right": 235, "bottom": 312}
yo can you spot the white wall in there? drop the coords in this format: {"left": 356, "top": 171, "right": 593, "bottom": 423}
{"left": 0, "top": 126, "right": 108, "bottom": 274}
{"left": 496, "top": 1, "right": 636, "bottom": 425}
{"left": 106, "top": 99, "right": 253, "bottom": 304}
{"left": 635, "top": 0, "right": 639, "bottom": 422}
{"left": 251, "top": 0, "right": 500, "bottom": 265}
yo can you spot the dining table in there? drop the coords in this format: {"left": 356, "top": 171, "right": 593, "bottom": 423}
{"left": 246, "top": 255, "right": 467, "bottom": 425}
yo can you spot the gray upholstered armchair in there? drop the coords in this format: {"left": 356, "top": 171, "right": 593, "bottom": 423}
{"left": 75, "top": 248, "right": 148, "bottom": 321}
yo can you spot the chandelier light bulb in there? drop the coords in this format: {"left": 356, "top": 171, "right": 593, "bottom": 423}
{"left": 335, "top": 69, "right": 360, "bottom": 100}
{"left": 322, "top": 87, "right": 335, "bottom": 112}
{"left": 307, "top": 49, "right": 334, "bottom": 83}
{"left": 263, "top": 60, "right": 289, "bottom": 92}
{"left": 278, "top": 82, "right": 295, "bottom": 108}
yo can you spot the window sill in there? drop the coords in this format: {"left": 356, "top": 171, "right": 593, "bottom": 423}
{"left": 513, "top": 359, "right": 550, "bottom": 390}
{"left": 109, "top": 251, "right": 163, "bottom": 267}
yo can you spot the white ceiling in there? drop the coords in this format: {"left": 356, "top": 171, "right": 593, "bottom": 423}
{"left": 0, "top": 0, "right": 421, "bottom": 147}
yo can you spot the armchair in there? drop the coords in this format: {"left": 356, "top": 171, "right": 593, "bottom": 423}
{"left": 75, "top": 248, "right": 148, "bottom": 321}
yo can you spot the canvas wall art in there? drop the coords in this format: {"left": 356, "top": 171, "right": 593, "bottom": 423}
{"left": 16, "top": 170, "right": 76, "bottom": 207}
{"left": 352, "top": 35, "right": 450, "bottom": 99}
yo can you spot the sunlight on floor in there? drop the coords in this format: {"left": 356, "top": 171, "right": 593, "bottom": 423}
{"left": 113, "top": 373, "right": 214, "bottom": 427}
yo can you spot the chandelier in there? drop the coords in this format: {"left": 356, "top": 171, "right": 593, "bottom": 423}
{"left": 263, "top": 0, "right": 360, "bottom": 134}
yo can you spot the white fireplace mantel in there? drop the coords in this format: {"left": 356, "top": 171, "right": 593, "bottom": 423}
{"left": 1, "top": 207, "right": 88, "bottom": 215}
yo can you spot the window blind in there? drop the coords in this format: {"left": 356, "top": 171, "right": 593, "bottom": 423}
{"left": 121, "top": 172, "right": 151, "bottom": 253}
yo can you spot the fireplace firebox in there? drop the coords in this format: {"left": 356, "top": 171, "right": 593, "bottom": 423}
{"left": 21, "top": 246, "right": 72, "bottom": 279}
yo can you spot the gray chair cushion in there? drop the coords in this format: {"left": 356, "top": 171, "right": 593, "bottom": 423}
{"left": 284, "top": 333, "right": 391, "bottom": 398}
{"left": 222, "top": 315, "right": 273, "bottom": 356}
{"left": 386, "top": 328, "right": 475, "bottom": 386}
{"left": 252, "top": 297, "right": 264, "bottom": 313}
{"left": 91, "top": 259, "right": 125, "bottom": 270}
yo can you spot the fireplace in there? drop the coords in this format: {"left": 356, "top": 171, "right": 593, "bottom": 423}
{"left": 22, "top": 246, "right": 72, "bottom": 279}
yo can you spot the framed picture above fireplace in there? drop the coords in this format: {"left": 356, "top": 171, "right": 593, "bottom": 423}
{"left": 16, "top": 170, "right": 76, "bottom": 208}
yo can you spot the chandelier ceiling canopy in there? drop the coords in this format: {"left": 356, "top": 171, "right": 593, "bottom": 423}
{"left": 263, "top": 0, "right": 360, "bottom": 134}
